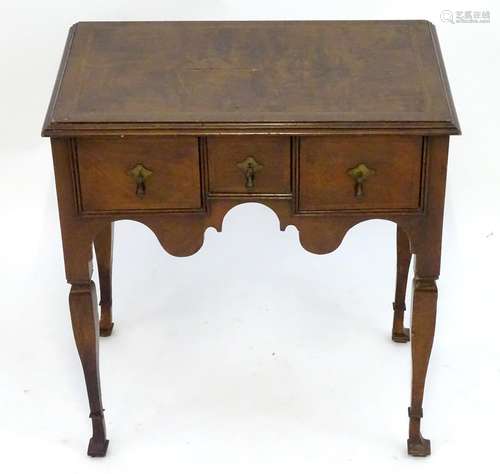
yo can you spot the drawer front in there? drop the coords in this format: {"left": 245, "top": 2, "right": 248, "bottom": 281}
{"left": 207, "top": 137, "right": 291, "bottom": 194}
{"left": 76, "top": 137, "right": 202, "bottom": 212}
{"left": 299, "top": 136, "right": 424, "bottom": 212}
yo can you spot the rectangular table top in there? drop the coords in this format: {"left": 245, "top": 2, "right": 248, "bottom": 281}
{"left": 42, "top": 21, "right": 460, "bottom": 136}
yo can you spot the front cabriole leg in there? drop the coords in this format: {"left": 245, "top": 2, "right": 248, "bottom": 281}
{"left": 51, "top": 138, "right": 110, "bottom": 456}
{"left": 407, "top": 276, "right": 437, "bottom": 456}
{"left": 405, "top": 135, "right": 448, "bottom": 456}
{"left": 69, "top": 281, "right": 109, "bottom": 456}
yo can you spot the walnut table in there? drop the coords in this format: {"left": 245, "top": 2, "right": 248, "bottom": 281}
{"left": 42, "top": 21, "right": 460, "bottom": 457}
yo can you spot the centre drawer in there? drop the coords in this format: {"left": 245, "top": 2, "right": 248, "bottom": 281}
{"left": 207, "top": 137, "right": 291, "bottom": 195}
{"left": 76, "top": 137, "right": 202, "bottom": 213}
{"left": 298, "top": 136, "right": 424, "bottom": 212}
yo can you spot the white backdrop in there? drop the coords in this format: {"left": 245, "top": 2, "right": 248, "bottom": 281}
{"left": 1, "top": 1, "right": 499, "bottom": 473}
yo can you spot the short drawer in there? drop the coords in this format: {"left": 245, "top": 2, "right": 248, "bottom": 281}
{"left": 76, "top": 137, "right": 202, "bottom": 213}
{"left": 207, "top": 137, "right": 291, "bottom": 195}
{"left": 298, "top": 136, "right": 424, "bottom": 212}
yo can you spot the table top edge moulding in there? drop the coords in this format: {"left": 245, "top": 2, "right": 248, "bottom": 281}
{"left": 42, "top": 20, "right": 460, "bottom": 459}
{"left": 42, "top": 20, "right": 460, "bottom": 137}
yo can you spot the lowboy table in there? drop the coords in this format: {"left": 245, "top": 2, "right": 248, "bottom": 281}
{"left": 42, "top": 21, "right": 460, "bottom": 457}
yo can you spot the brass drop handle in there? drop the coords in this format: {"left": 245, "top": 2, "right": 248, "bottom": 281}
{"left": 347, "top": 163, "right": 375, "bottom": 197}
{"left": 237, "top": 156, "right": 264, "bottom": 189}
{"left": 128, "top": 163, "right": 153, "bottom": 198}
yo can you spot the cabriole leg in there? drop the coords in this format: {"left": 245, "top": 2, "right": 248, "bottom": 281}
{"left": 94, "top": 223, "right": 114, "bottom": 337}
{"left": 52, "top": 138, "right": 110, "bottom": 456}
{"left": 69, "top": 281, "right": 109, "bottom": 457}
{"left": 407, "top": 276, "right": 437, "bottom": 457}
{"left": 392, "top": 225, "right": 411, "bottom": 343}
